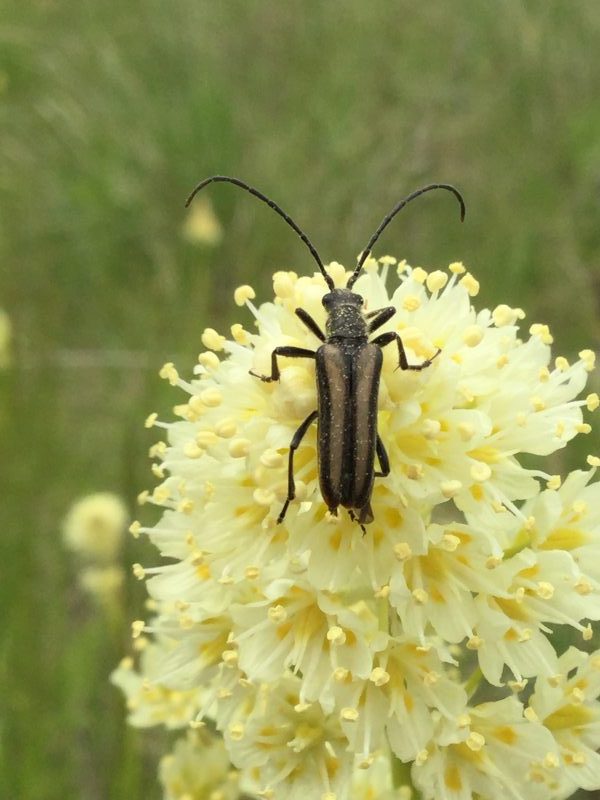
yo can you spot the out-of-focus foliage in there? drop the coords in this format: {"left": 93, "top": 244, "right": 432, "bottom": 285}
{"left": 0, "top": 1, "right": 598, "bottom": 798}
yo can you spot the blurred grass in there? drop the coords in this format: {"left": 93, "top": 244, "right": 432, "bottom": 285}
{"left": 1, "top": 1, "right": 599, "bottom": 798}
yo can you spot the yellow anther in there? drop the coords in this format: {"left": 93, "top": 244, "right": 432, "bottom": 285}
{"left": 449, "top": 261, "right": 466, "bottom": 275}
{"left": 144, "top": 412, "right": 158, "bottom": 429}
{"left": 586, "top": 393, "right": 599, "bottom": 412}
{"left": 529, "top": 323, "right": 553, "bottom": 345}
{"left": 199, "top": 387, "right": 223, "bottom": 407}
{"left": 426, "top": 270, "right": 448, "bottom": 292}
{"left": 394, "top": 542, "right": 412, "bottom": 561}
{"left": 214, "top": 418, "right": 237, "bottom": 438}
{"left": 467, "top": 635, "right": 483, "bottom": 650}
{"left": 524, "top": 515, "right": 536, "bottom": 531}
{"left": 516, "top": 412, "right": 527, "bottom": 427}
{"left": 411, "top": 267, "right": 428, "bottom": 284}
{"left": 327, "top": 626, "right": 347, "bottom": 646}
{"left": 579, "top": 349, "right": 596, "bottom": 371}
{"left": 423, "top": 670, "right": 439, "bottom": 686}
{"left": 441, "top": 480, "right": 462, "bottom": 498}
{"left": 340, "top": 707, "right": 359, "bottom": 721}
{"left": 198, "top": 351, "right": 220, "bottom": 370}
{"left": 587, "top": 455, "right": 600, "bottom": 468}
{"left": 396, "top": 259, "right": 409, "bottom": 275}
{"left": 463, "top": 325, "right": 484, "bottom": 347}
{"left": 536, "top": 582, "right": 554, "bottom": 600}
{"left": 524, "top": 707, "right": 538, "bottom": 722}
{"left": 508, "top": 679, "right": 527, "bottom": 692}
{"left": 253, "top": 488, "right": 275, "bottom": 506}
{"left": 575, "top": 578, "right": 592, "bottom": 595}
{"left": 543, "top": 752, "right": 559, "bottom": 769}
{"left": 486, "top": 556, "right": 502, "bottom": 568}
{"left": 273, "top": 271, "right": 297, "bottom": 298}
{"left": 268, "top": 605, "right": 287, "bottom": 623}
{"left": 196, "top": 430, "right": 218, "bottom": 448}
{"left": 231, "top": 323, "right": 250, "bottom": 345}
{"left": 132, "top": 563, "right": 145, "bottom": 580}
{"left": 422, "top": 418, "right": 441, "bottom": 439}
{"left": 229, "top": 723, "right": 244, "bottom": 741}
{"left": 149, "top": 441, "right": 167, "bottom": 458}
{"left": 457, "top": 713, "right": 471, "bottom": 727}
{"left": 406, "top": 463, "right": 424, "bottom": 480}
{"left": 415, "top": 749, "right": 429, "bottom": 766}
{"left": 234, "top": 284, "right": 256, "bottom": 306}
{"left": 374, "top": 584, "right": 390, "bottom": 599}
{"left": 151, "top": 463, "right": 165, "bottom": 478}
{"left": 294, "top": 702, "right": 311, "bottom": 713}
{"left": 369, "top": 667, "right": 390, "bottom": 686}
{"left": 496, "top": 354, "right": 509, "bottom": 368}
{"left": 538, "top": 366, "right": 550, "bottom": 382}
{"left": 530, "top": 396, "right": 546, "bottom": 412}
{"left": 137, "top": 490, "right": 149, "bottom": 505}
{"left": 131, "top": 620, "right": 145, "bottom": 638}
{"left": 129, "top": 520, "right": 141, "bottom": 538}
{"left": 201, "top": 328, "right": 226, "bottom": 351}
{"left": 260, "top": 449, "right": 284, "bottom": 468}
{"left": 583, "top": 623, "right": 593, "bottom": 641}
{"left": 222, "top": 649, "right": 238, "bottom": 666}
{"left": 555, "top": 421, "right": 566, "bottom": 438}
{"left": 333, "top": 667, "right": 349, "bottom": 682}
{"left": 514, "top": 587, "right": 526, "bottom": 602}
{"left": 466, "top": 731, "right": 485, "bottom": 751}
{"left": 459, "top": 273, "right": 480, "bottom": 296}
{"left": 457, "top": 422, "right": 475, "bottom": 441}
{"left": 402, "top": 295, "right": 421, "bottom": 312}
{"left": 492, "top": 304, "right": 524, "bottom": 327}
{"left": 547, "top": 475, "right": 561, "bottom": 490}
{"left": 379, "top": 255, "right": 397, "bottom": 265}
{"left": 183, "top": 442, "right": 204, "bottom": 459}
{"left": 518, "top": 628, "right": 532, "bottom": 643}
{"left": 159, "top": 362, "right": 179, "bottom": 385}
{"left": 229, "top": 438, "right": 251, "bottom": 458}
{"left": 576, "top": 423, "right": 592, "bottom": 434}
{"left": 244, "top": 566, "right": 260, "bottom": 580}
{"left": 555, "top": 356, "right": 569, "bottom": 371}
{"left": 441, "top": 533, "right": 460, "bottom": 551}
{"left": 470, "top": 462, "right": 492, "bottom": 482}
{"left": 412, "top": 588, "right": 429, "bottom": 605}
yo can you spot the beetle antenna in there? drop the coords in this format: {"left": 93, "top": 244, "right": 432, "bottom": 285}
{"left": 186, "top": 175, "right": 334, "bottom": 290}
{"left": 347, "top": 184, "right": 466, "bottom": 289}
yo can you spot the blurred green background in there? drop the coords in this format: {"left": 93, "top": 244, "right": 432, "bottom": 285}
{"left": 1, "top": 1, "right": 599, "bottom": 798}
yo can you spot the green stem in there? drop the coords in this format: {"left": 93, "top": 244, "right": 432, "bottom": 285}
{"left": 391, "top": 754, "right": 421, "bottom": 799}
{"left": 464, "top": 665, "right": 483, "bottom": 699}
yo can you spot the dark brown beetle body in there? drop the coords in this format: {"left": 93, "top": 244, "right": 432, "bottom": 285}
{"left": 185, "top": 176, "right": 465, "bottom": 528}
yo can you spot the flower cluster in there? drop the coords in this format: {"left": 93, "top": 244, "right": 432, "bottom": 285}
{"left": 114, "top": 258, "right": 600, "bottom": 800}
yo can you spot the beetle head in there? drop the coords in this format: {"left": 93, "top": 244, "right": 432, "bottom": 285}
{"left": 322, "top": 288, "right": 364, "bottom": 309}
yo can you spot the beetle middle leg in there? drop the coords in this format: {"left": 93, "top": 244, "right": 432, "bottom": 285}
{"left": 371, "top": 331, "right": 441, "bottom": 371}
{"left": 366, "top": 305, "right": 395, "bottom": 334}
{"left": 250, "top": 346, "right": 316, "bottom": 382}
{"left": 277, "top": 409, "right": 318, "bottom": 523}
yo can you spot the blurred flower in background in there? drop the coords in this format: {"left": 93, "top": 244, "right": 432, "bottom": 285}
{"left": 63, "top": 492, "right": 128, "bottom": 607}
{"left": 63, "top": 492, "right": 128, "bottom": 563}
{"left": 182, "top": 196, "right": 223, "bottom": 247}
{"left": 116, "top": 259, "right": 600, "bottom": 800}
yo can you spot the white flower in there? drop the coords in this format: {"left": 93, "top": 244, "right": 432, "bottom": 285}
{"left": 63, "top": 492, "right": 128, "bottom": 562}
{"left": 116, "top": 258, "right": 599, "bottom": 799}
{"left": 159, "top": 730, "right": 241, "bottom": 800}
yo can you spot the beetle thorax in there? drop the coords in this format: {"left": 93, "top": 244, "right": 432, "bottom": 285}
{"left": 322, "top": 288, "right": 368, "bottom": 340}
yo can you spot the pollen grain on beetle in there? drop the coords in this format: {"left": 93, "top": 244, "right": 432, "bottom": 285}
{"left": 113, "top": 259, "right": 600, "bottom": 800}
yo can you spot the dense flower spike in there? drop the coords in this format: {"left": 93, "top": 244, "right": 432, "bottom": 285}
{"left": 116, "top": 260, "right": 600, "bottom": 800}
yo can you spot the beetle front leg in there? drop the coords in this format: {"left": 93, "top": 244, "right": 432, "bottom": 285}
{"left": 250, "top": 346, "right": 316, "bottom": 382}
{"left": 277, "top": 410, "right": 318, "bottom": 523}
{"left": 366, "top": 305, "right": 396, "bottom": 334}
{"left": 371, "top": 331, "right": 441, "bottom": 371}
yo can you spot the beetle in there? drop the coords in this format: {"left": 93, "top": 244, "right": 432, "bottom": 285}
{"left": 185, "top": 176, "right": 465, "bottom": 527}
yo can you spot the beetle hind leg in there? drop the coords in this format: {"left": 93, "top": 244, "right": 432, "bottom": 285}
{"left": 277, "top": 410, "right": 318, "bottom": 524}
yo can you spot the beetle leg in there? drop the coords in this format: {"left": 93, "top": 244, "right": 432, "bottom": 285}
{"left": 250, "top": 346, "right": 316, "bottom": 382}
{"left": 366, "top": 305, "right": 396, "bottom": 333}
{"left": 374, "top": 435, "right": 390, "bottom": 477}
{"left": 371, "top": 331, "right": 441, "bottom": 371}
{"left": 277, "top": 409, "right": 318, "bottom": 524}
{"left": 295, "top": 308, "right": 326, "bottom": 342}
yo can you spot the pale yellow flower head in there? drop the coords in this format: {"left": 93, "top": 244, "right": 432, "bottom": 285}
{"left": 63, "top": 492, "right": 128, "bottom": 562}
{"left": 116, "top": 259, "right": 600, "bottom": 800}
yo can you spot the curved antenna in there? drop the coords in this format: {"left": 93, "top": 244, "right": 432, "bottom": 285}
{"left": 185, "top": 175, "right": 334, "bottom": 290}
{"left": 347, "top": 183, "right": 466, "bottom": 289}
